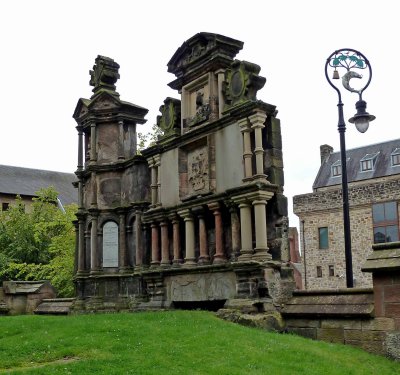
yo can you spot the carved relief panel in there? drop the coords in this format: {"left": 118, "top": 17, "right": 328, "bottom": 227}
{"left": 178, "top": 136, "right": 216, "bottom": 199}
{"left": 182, "top": 73, "right": 218, "bottom": 130}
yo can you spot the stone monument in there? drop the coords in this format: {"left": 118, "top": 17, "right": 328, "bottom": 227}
{"left": 72, "top": 33, "right": 294, "bottom": 313}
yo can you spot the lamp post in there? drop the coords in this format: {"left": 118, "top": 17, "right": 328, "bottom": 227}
{"left": 325, "top": 49, "right": 375, "bottom": 288}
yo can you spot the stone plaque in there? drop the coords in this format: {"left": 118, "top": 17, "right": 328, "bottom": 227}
{"left": 103, "top": 221, "right": 119, "bottom": 267}
{"left": 188, "top": 146, "right": 209, "bottom": 195}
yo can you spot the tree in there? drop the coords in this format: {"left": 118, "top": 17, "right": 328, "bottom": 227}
{"left": 0, "top": 187, "right": 77, "bottom": 297}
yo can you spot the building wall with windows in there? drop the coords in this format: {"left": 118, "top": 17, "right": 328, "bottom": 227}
{"left": 294, "top": 139, "right": 400, "bottom": 290}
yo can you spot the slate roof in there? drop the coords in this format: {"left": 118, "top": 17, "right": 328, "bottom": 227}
{"left": 313, "top": 139, "right": 400, "bottom": 190}
{"left": 0, "top": 164, "right": 77, "bottom": 206}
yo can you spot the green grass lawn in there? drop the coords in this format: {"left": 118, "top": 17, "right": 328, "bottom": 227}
{"left": 0, "top": 311, "right": 399, "bottom": 374}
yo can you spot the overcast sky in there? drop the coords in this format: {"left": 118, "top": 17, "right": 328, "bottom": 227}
{"left": 1, "top": 0, "right": 398, "bottom": 228}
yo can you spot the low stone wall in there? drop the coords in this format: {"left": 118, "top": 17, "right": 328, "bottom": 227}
{"left": 281, "top": 289, "right": 400, "bottom": 360}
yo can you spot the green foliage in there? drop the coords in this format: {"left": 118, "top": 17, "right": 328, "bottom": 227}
{"left": 137, "top": 123, "right": 164, "bottom": 153}
{"left": 0, "top": 311, "right": 399, "bottom": 374}
{"left": 0, "top": 187, "right": 77, "bottom": 297}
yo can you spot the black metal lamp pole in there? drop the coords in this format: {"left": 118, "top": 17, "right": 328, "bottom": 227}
{"left": 325, "top": 49, "right": 375, "bottom": 288}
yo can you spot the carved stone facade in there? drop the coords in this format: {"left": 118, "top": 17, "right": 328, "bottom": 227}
{"left": 72, "top": 33, "right": 293, "bottom": 313}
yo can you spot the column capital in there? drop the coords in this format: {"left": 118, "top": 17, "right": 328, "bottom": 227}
{"left": 249, "top": 110, "right": 267, "bottom": 128}
{"left": 178, "top": 209, "right": 192, "bottom": 220}
{"left": 237, "top": 117, "right": 251, "bottom": 131}
{"left": 154, "top": 154, "right": 161, "bottom": 166}
{"left": 147, "top": 157, "right": 155, "bottom": 168}
{"left": 207, "top": 202, "right": 221, "bottom": 212}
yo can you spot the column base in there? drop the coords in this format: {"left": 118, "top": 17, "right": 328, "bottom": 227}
{"left": 237, "top": 250, "right": 254, "bottom": 261}
{"left": 183, "top": 258, "right": 197, "bottom": 267}
{"left": 160, "top": 261, "right": 171, "bottom": 268}
{"left": 252, "top": 248, "right": 272, "bottom": 261}
{"left": 198, "top": 256, "right": 210, "bottom": 265}
{"left": 213, "top": 255, "right": 226, "bottom": 264}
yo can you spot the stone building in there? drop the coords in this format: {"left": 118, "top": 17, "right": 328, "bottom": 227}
{"left": 0, "top": 164, "right": 77, "bottom": 212}
{"left": 293, "top": 139, "right": 400, "bottom": 290}
{"left": 72, "top": 33, "right": 294, "bottom": 312}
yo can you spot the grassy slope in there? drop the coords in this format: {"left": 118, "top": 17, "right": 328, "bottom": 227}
{"left": 0, "top": 311, "right": 399, "bottom": 374}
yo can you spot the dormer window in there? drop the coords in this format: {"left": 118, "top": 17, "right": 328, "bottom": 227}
{"left": 360, "top": 152, "right": 379, "bottom": 172}
{"left": 391, "top": 148, "right": 400, "bottom": 167}
{"left": 331, "top": 160, "right": 341, "bottom": 177}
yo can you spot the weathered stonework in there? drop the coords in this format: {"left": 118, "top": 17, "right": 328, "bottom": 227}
{"left": 72, "top": 33, "right": 293, "bottom": 314}
{"left": 294, "top": 176, "right": 400, "bottom": 290}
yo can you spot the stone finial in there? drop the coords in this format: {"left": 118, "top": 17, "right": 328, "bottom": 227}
{"left": 89, "top": 55, "right": 120, "bottom": 98}
{"left": 223, "top": 60, "right": 266, "bottom": 109}
{"left": 320, "top": 144, "right": 333, "bottom": 164}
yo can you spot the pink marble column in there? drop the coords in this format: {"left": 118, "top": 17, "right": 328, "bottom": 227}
{"left": 171, "top": 215, "right": 182, "bottom": 265}
{"left": 208, "top": 203, "right": 225, "bottom": 264}
{"left": 150, "top": 222, "right": 160, "bottom": 267}
{"left": 160, "top": 220, "right": 170, "bottom": 266}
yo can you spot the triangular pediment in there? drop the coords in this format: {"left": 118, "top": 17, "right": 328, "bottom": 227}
{"left": 73, "top": 98, "right": 91, "bottom": 120}
{"left": 88, "top": 91, "right": 121, "bottom": 111}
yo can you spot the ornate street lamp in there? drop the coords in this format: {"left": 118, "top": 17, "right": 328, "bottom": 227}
{"left": 325, "top": 49, "right": 375, "bottom": 288}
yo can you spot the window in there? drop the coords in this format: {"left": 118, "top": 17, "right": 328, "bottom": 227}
{"left": 360, "top": 152, "right": 379, "bottom": 172}
{"left": 328, "top": 265, "right": 335, "bottom": 277}
{"left": 372, "top": 202, "right": 399, "bottom": 243}
{"left": 316, "top": 266, "right": 322, "bottom": 278}
{"left": 331, "top": 160, "right": 341, "bottom": 177}
{"left": 2, "top": 202, "right": 9, "bottom": 211}
{"left": 318, "top": 227, "right": 329, "bottom": 249}
{"left": 391, "top": 148, "right": 400, "bottom": 167}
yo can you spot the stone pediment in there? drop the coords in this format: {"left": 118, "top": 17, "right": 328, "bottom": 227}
{"left": 73, "top": 98, "right": 91, "bottom": 120}
{"left": 88, "top": 91, "right": 121, "bottom": 111}
{"left": 167, "top": 32, "right": 243, "bottom": 89}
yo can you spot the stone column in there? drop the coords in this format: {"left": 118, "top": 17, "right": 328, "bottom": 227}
{"left": 77, "top": 218, "right": 86, "bottom": 273}
{"left": 216, "top": 69, "right": 225, "bottom": 118}
{"left": 179, "top": 209, "right": 196, "bottom": 266}
{"left": 252, "top": 199, "right": 270, "bottom": 259}
{"left": 170, "top": 214, "right": 182, "bottom": 265}
{"left": 148, "top": 158, "right": 157, "bottom": 207}
{"left": 90, "top": 215, "right": 99, "bottom": 273}
{"left": 238, "top": 118, "right": 253, "bottom": 179}
{"left": 238, "top": 202, "right": 253, "bottom": 260}
{"left": 252, "top": 191, "right": 274, "bottom": 260}
{"left": 198, "top": 211, "right": 210, "bottom": 265}
{"left": 160, "top": 220, "right": 170, "bottom": 266}
{"left": 249, "top": 111, "right": 267, "bottom": 177}
{"left": 230, "top": 205, "right": 241, "bottom": 260}
{"left": 77, "top": 126, "right": 83, "bottom": 170}
{"left": 150, "top": 222, "right": 160, "bottom": 267}
{"left": 90, "top": 172, "right": 97, "bottom": 208}
{"left": 119, "top": 213, "right": 128, "bottom": 271}
{"left": 208, "top": 202, "right": 225, "bottom": 264}
{"left": 118, "top": 120, "right": 125, "bottom": 160}
{"left": 135, "top": 210, "right": 143, "bottom": 267}
{"left": 90, "top": 122, "right": 97, "bottom": 162}
{"left": 155, "top": 154, "right": 161, "bottom": 206}
{"left": 78, "top": 181, "right": 84, "bottom": 209}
